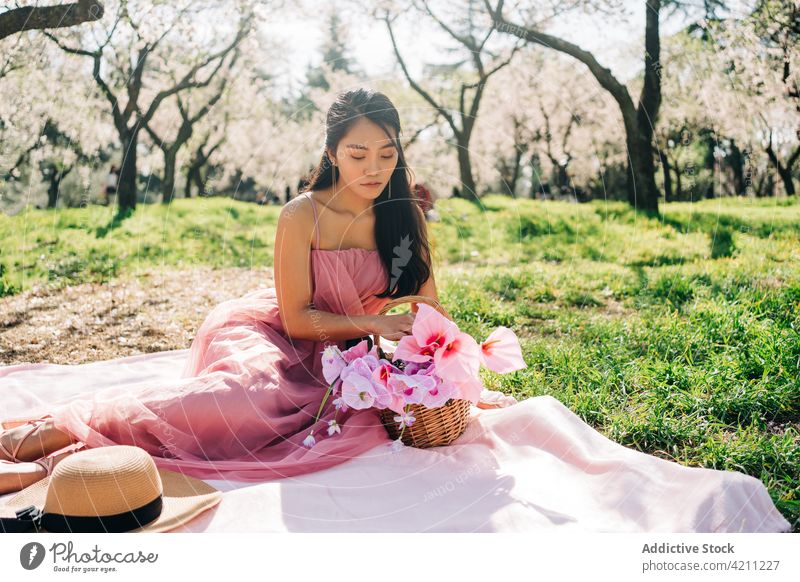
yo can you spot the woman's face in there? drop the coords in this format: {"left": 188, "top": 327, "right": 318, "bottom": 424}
{"left": 328, "top": 117, "right": 398, "bottom": 201}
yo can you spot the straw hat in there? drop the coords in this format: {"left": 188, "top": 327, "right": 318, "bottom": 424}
{"left": 0, "top": 445, "right": 222, "bottom": 533}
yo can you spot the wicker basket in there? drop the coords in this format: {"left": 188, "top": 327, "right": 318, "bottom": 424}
{"left": 374, "top": 294, "right": 472, "bottom": 448}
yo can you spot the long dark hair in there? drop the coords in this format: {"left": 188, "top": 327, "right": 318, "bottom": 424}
{"left": 301, "top": 88, "right": 430, "bottom": 300}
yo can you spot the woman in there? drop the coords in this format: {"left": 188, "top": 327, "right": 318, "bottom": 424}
{"left": 0, "top": 88, "right": 497, "bottom": 494}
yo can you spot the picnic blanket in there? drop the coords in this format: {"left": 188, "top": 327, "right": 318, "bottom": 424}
{"left": 0, "top": 349, "right": 790, "bottom": 533}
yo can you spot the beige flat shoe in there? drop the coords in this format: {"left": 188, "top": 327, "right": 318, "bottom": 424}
{"left": 476, "top": 388, "right": 519, "bottom": 409}
{"left": 31, "top": 443, "right": 88, "bottom": 476}
{"left": 0, "top": 414, "right": 55, "bottom": 463}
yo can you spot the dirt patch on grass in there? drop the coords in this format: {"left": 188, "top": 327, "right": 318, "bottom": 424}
{"left": 0, "top": 267, "right": 274, "bottom": 365}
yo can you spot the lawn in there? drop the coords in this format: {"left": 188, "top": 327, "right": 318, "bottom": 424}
{"left": 1, "top": 194, "right": 798, "bottom": 530}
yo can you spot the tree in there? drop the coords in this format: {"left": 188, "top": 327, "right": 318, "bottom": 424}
{"left": 292, "top": 7, "right": 363, "bottom": 121}
{"left": 1, "top": 39, "right": 111, "bottom": 209}
{"left": 474, "top": 49, "right": 614, "bottom": 200}
{"left": 0, "top": 0, "right": 103, "bottom": 41}
{"left": 379, "top": 0, "right": 524, "bottom": 202}
{"left": 737, "top": 0, "right": 799, "bottom": 196}
{"left": 485, "top": 0, "right": 664, "bottom": 213}
{"left": 142, "top": 45, "right": 245, "bottom": 204}
{"left": 686, "top": 1, "right": 800, "bottom": 197}
{"left": 307, "top": 8, "right": 360, "bottom": 90}
{"left": 184, "top": 126, "right": 227, "bottom": 198}
{"left": 43, "top": 1, "right": 254, "bottom": 212}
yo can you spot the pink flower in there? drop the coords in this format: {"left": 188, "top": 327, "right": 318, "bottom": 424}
{"left": 369, "top": 361, "right": 404, "bottom": 410}
{"left": 320, "top": 305, "right": 526, "bottom": 421}
{"left": 342, "top": 339, "right": 371, "bottom": 362}
{"left": 433, "top": 330, "right": 482, "bottom": 383}
{"left": 341, "top": 359, "right": 384, "bottom": 409}
{"left": 448, "top": 374, "right": 485, "bottom": 405}
{"left": 418, "top": 364, "right": 457, "bottom": 408}
{"left": 333, "top": 396, "right": 348, "bottom": 412}
{"left": 402, "top": 360, "right": 432, "bottom": 375}
{"left": 341, "top": 371, "right": 378, "bottom": 409}
{"left": 386, "top": 372, "right": 436, "bottom": 413}
{"left": 480, "top": 326, "right": 526, "bottom": 373}
{"left": 393, "top": 303, "right": 460, "bottom": 363}
{"left": 321, "top": 345, "right": 347, "bottom": 385}
{"left": 392, "top": 303, "right": 482, "bottom": 383}
{"left": 371, "top": 360, "right": 404, "bottom": 387}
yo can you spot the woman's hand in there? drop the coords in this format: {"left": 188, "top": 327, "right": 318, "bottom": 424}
{"left": 370, "top": 312, "right": 417, "bottom": 341}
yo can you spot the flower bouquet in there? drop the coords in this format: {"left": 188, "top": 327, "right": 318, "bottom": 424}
{"left": 304, "top": 294, "right": 526, "bottom": 452}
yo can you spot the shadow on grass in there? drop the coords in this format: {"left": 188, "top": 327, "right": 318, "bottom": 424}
{"left": 95, "top": 205, "right": 135, "bottom": 239}
{"left": 660, "top": 211, "right": 788, "bottom": 238}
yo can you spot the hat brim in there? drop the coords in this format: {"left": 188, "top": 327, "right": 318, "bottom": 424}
{"left": 0, "top": 468, "right": 222, "bottom": 533}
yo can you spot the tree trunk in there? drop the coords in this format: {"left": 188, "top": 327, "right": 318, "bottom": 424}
{"left": 555, "top": 163, "right": 569, "bottom": 192}
{"left": 185, "top": 167, "right": 196, "bottom": 198}
{"left": 705, "top": 159, "right": 716, "bottom": 199}
{"left": 46, "top": 167, "right": 69, "bottom": 209}
{"left": 765, "top": 142, "right": 797, "bottom": 196}
{"left": 728, "top": 140, "right": 745, "bottom": 196}
{"left": 659, "top": 150, "right": 673, "bottom": 202}
{"left": 625, "top": 130, "right": 660, "bottom": 212}
{"left": 528, "top": 152, "right": 541, "bottom": 199}
{"left": 162, "top": 148, "right": 177, "bottom": 204}
{"left": 499, "top": 147, "right": 523, "bottom": 197}
{"left": 755, "top": 169, "right": 772, "bottom": 197}
{"left": 509, "top": 146, "right": 522, "bottom": 197}
{"left": 118, "top": 131, "right": 139, "bottom": 211}
{"left": 776, "top": 164, "right": 796, "bottom": 196}
{"left": 456, "top": 137, "right": 479, "bottom": 202}
{"left": 489, "top": 0, "right": 662, "bottom": 213}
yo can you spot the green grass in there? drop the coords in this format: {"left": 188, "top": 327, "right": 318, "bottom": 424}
{"left": 0, "top": 198, "right": 276, "bottom": 293}
{"left": 1, "top": 194, "right": 799, "bottom": 531}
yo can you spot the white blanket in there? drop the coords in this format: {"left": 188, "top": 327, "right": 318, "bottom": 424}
{"left": 0, "top": 350, "right": 790, "bottom": 533}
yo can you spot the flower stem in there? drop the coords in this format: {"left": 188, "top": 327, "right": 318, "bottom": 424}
{"left": 397, "top": 403, "right": 411, "bottom": 440}
{"left": 313, "top": 380, "right": 336, "bottom": 426}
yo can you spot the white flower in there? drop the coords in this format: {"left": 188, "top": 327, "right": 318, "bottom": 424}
{"left": 393, "top": 410, "right": 416, "bottom": 428}
{"left": 327, "top": 419, "right": 341, "bottom": 436}
{"left": 389, "top": 438, "right": 405, "bottom": 453}
{"left": 302, "top": 432, "right": 316, "bottom": 448}
{"left": 333, "top": 396, "right": 348, "bottom": 412}
{"left": 321, "top": 345, "right": 347, "bottom": 384}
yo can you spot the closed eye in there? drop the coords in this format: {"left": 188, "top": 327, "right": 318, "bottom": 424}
{"left": 352, "top": 156, "right": 395, "bottom": 160}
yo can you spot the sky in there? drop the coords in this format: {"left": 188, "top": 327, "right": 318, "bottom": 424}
{"left": 259, "top": 0, "right": 718, "bottom": 96}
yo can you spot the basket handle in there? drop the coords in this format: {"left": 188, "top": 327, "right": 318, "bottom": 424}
{"left": 372, "top": 294, "right": 452, "bottom": 352}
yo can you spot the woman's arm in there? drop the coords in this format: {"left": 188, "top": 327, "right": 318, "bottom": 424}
{"left": 274, "top": 196, "right": 378, "bottom": 342}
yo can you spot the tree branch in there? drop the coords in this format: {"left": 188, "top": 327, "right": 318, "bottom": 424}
{"left": 382, "top": 11, "right": 459, "bottom": 136}
{"left": 482, "top": 0, "right": 636, "bottom": 120}
{"left": 42, "top": 29, "right": 127, "bottom": 131}
{"left": 0, "top": 0, "right": 104, "bottom": 41}
{"left": 138, "top": 15, "right": 251, "bottom": 124}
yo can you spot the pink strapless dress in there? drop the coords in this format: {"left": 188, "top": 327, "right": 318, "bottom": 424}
{"left": 17, "top": 194, "right": 400, "bottom": 482}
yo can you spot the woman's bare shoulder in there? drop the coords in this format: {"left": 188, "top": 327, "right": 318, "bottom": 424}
{"left": 277, "top": 192, "right": 315, "bottom": 242}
